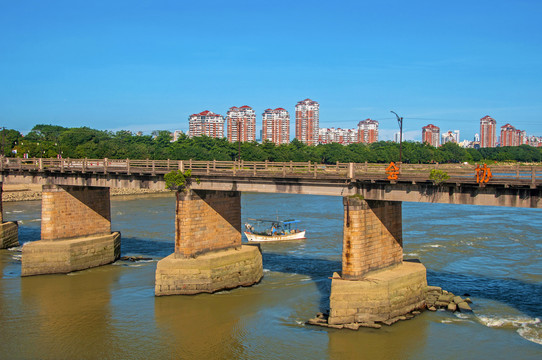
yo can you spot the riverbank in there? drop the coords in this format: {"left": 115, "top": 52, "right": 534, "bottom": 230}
{"left": 1, "top": 184, "right": 169, "bottom": 202}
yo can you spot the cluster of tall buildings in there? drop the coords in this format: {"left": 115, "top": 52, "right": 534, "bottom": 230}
{"left": 318, "top": 119, "right": 379, "bottom": 145}
{"left": 422, "top": 116, "right": 541, "bottom": 148}
{"left": 187, "top": 99, "right": 380, "bottom": 146}
{"left": 185, "top": 105, "right": 540, "bottom": 149}
{"left": 188, "top": 99, "right": 318, "bottom": 145}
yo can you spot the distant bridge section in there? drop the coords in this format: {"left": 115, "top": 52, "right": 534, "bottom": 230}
{"left": 1, "top": 157, "right": 541, "bottom": 208}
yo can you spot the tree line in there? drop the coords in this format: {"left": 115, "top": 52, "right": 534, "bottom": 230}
{"left": 2, "top": 124, "right": 541, "bottom": 164}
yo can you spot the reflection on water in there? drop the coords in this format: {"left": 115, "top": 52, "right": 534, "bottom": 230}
{"left": 0, "top": 193, "right": 541, "bottom": 359}
{"left": 18, "top": 268, "right": 119, "bottom": 359}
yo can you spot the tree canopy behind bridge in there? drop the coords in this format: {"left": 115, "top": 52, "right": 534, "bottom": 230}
{"left": 2, "top": 124, "right": 541, "bottom": 164}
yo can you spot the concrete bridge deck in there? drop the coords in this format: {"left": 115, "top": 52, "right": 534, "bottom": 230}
{"left": 1, "top": 157, "right": 540, "bottom": 208}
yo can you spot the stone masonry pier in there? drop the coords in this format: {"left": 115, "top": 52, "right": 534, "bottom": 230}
{"left": 155, "top": 190, "right": 262, "bottom": 295}
{"left": 0, "top": 182, "right": 19, "bottom": 249}
{"left": 22, "top": 185, "right": 120, "bottom": 276}
{"left": 328, "top": 197, "right": 426, "bottom": 325}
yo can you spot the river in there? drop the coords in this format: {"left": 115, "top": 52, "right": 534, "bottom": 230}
{"left": 1, "top": 193, "right": 541, "bottom": 359}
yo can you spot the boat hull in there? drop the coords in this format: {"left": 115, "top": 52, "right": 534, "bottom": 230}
{"left": 244, "top": 231, "right": 306, "bottom": 242}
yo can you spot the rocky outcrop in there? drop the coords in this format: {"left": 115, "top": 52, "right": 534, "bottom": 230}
{"left": 425, "top": 286, "right": 473, "bottom": 313}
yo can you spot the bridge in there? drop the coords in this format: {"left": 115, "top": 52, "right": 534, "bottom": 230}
{"left": 1, "top": 157, "right": 541, "bottom": 207}
{"left": 1, "top": 157, "right": 541, "bottom": 327}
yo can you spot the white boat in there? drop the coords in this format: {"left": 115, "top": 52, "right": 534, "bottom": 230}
{"left": 244, "top": 219, "right": 306, "bottom": 242}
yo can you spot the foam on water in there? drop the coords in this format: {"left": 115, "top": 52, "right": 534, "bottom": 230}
{"left": 476, "top": 315, "right": 541, "bottom": 344}
{"left": 517, "top": 324, "right": 542, "bottom": 345}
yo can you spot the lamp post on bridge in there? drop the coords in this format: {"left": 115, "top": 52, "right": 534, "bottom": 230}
{"left": 390, "top": 111, "right": 403, "bottom": 165}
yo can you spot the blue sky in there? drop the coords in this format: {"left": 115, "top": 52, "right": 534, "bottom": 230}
{"left": 1, "top": 0, "right": 541, "bottom": 141}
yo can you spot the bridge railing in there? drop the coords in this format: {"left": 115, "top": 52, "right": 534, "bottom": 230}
{"left": 1, "top": 157, "right": 541, "bottom": 186}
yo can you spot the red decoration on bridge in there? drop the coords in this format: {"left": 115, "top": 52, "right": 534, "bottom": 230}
{"left": 386, "top": 162, "right": 400, "bottom": 180}
{"left": 475, "top": 164, "right": 493, "bottom": 184}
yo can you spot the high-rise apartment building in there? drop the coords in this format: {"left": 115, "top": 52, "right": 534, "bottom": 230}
{"left": 318, "top": 128, "right": 358, "bottom": 145}
{"left": 422, "top": 124, "right": 440, "bottom": 147}
{"left": 295, "top": 99, "right": 319, "bottom": 145}
{"left": 500, "top": 123, "right": 526, "bottom": 147}
{"left": 501, "top": 123, "right": 516, "bottom": 147}
{"left": 480, "top": 115, "right": 497, "bottom": 148}
{"left": 227, "top": 105, "right": 256, "bottom": 143}
{"left": 441, "top": 130, "right": 460, "bottom": 145}
{"left": 262, "top": 108, "right": 290, "bottom": 145}
{"left": 527, "top": 136, "right": 542, "bottom": 147}
{"left": 188, "top": 110, "right": 225, "bottom": 138}
{"left": 357, "top": 119, "right": 379, "bottom": 144}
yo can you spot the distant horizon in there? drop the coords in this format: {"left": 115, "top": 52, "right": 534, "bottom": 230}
{"left": 2, "top": 1, "right": 541, "bottom": 142}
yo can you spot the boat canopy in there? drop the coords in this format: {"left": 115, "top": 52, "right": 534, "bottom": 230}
{"left": 247, "top": 218, "right": 300, "bottom": 224}
{"left": 282, "top": 220, "right": 300, "bottom": 225}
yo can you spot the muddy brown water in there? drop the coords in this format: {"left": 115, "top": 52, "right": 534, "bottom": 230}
{"left": 1, "top": 193, "right": 541, "bottom": 359}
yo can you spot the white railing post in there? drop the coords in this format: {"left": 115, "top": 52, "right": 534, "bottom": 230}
{"left": 38, "top": 158, "right": 43, "bottom": 172}
{"left": 348, "top": 162, "right": 354, "bottom": 179}
{"left": 126, "top": 159, "right": 131, "bottom": 175}
{"left": 104, "top": 158, "right": 108, "bottom": 174}
{"left": 178, "top": 160, "right": 184, "bottom": 172}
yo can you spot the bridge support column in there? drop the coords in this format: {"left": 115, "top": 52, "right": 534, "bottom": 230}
{"left": 155, "top": 190, "right": 262, "bottom": 296}
{"left": 0, "top": 182, "right": 19, "bottom": 249}
{"left": 21, "top": 185, "right": 120, "bottom": 276}
{"left": 328, "top": 197, "right": 426, "bottom": 325}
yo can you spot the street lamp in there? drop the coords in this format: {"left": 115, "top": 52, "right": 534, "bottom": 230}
{"left": 390, "top": 111, "right": 403, "bottom": 165}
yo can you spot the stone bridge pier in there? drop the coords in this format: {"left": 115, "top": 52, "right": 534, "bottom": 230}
{"left": 328, "top": 196, "right": 427, "bottom": 325}
{"left": 0, "top": 182, "right": 19, "bottom": 249}
{"left": 155, "top": 190, "right": 263, "bottom": 295}
{"left": 22, "top": 185, "right": 120, "bottom": 276}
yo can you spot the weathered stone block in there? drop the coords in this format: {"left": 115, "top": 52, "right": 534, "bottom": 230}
{"left": 175, "top": 190, "right": 242, "bottom": 258}
{"left": 21, "top": 232, "right": 120, "bottom": 276}
{"left": 155, "top": 245, "right": 263, "bottom": 296}
{"left": 40, "top": 185, "right": 111, "bottom": 241}
{"left": 328, "top": 261, "right": 427, "bottom": 325}
{"left": 342, "top": 198, "right": 403, "bottom": 279}
{"left": 0, "top": 221, "right": 19, "bottom": 249}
